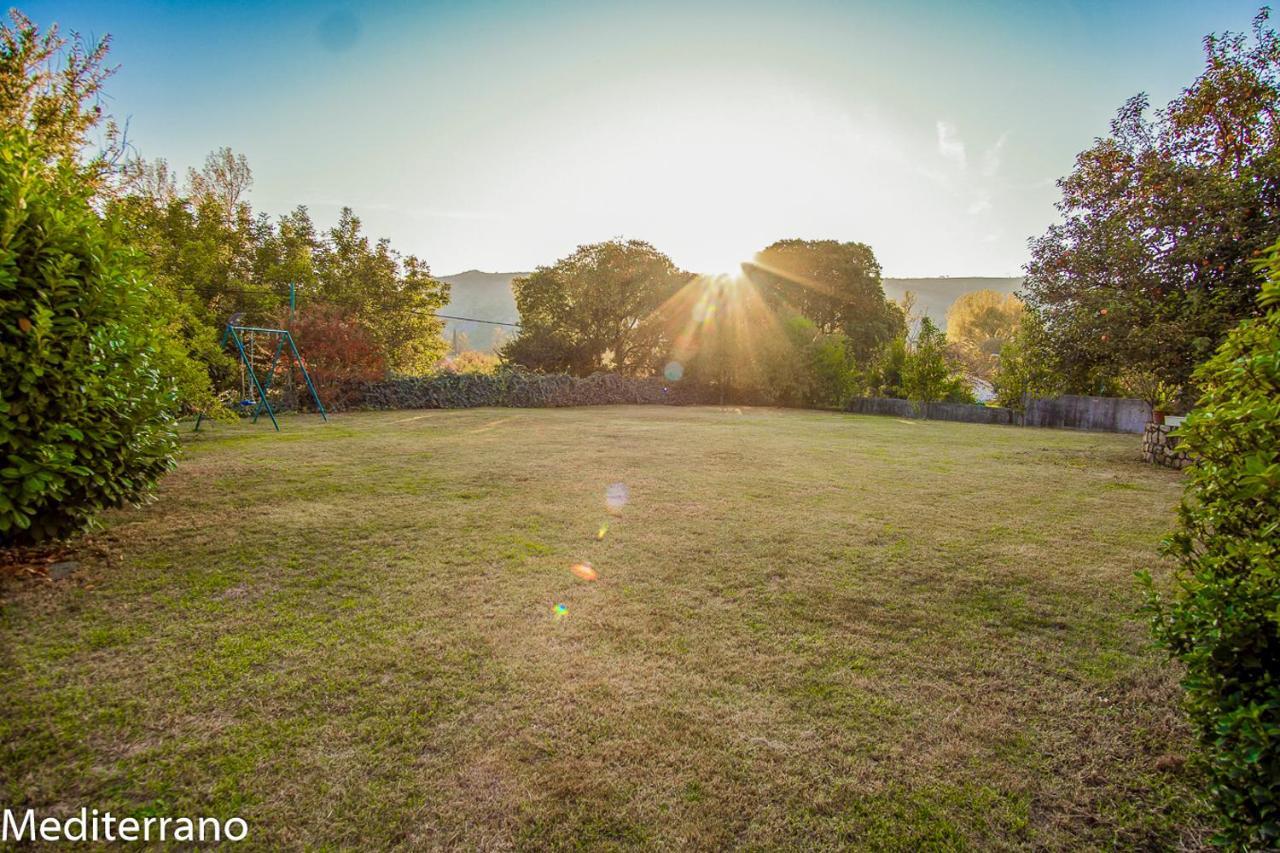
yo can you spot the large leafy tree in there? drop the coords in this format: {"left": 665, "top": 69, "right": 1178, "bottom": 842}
{"left": 314, "top": 207, "right": 448, "bottom": 374}
{"left": 946, "top": 289, "right": 1024, "bottom": 380}
{"left": 503, "top": 240, "right": 690, "bottom": 375}
{"left": 112, "top": 165, "right": 450, "bottom": 384}
{"left": 1024, "top": 10, "right": 1280, "bottom": 394}
{"left": 745, "top": 238, "right": 903, "bottom": 362}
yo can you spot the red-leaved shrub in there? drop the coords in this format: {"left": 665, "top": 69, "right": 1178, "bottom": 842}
{"left": 274, "top": 303, "right": 386, "bottom": 410}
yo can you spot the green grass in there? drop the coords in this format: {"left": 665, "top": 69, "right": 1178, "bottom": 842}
{"left": 0, "top": 406, "right": 1208, "bottom": 849}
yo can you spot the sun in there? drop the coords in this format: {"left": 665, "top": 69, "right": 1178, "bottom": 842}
{"left": 693, "top": 249, "right": 757, "bottom": 280}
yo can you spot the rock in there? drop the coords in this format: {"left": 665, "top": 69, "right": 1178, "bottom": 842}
{"left": 48, "top": 560, "right": 79, "bottom": 580}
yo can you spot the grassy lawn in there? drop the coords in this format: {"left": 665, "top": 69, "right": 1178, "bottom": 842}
{"left": 0, "top": 406, "right": 1207, "bottom": 849}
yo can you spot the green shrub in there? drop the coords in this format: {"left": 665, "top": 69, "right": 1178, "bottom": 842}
{"left": 992, "top": 311, "right": 1060, "bottom": 411}
{"left": 0, "top": 132, "right": 180, "bottom": 543}
{"left": 1143, "top": 243, "right": 1280, "bottom": 848}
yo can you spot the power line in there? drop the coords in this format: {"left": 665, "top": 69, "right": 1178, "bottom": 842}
{"left": 432, "top": 312, "right": 520, "bottom": 328}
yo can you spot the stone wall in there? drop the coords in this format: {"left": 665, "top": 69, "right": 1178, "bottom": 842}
{"left": 1142, "top": 422, "right": 1191, "bottom": 469}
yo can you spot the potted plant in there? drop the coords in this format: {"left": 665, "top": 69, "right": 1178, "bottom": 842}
{"left": 1151, "top": 381, "right": 1180, "bottom": 425}
{"left": 1119, "top": 367, "right": 1180, "bottom": 425}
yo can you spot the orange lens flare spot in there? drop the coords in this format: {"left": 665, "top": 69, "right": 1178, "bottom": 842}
{"left": 570, "top": 562, "right": 598, "bottom": 581}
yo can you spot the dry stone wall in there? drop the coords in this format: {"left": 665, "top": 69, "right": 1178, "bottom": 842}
{"left": 1142, "top": 422, "right": 1191, "bottom": 469}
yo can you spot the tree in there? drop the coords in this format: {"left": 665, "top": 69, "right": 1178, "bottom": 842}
{"left": 314, "top": 207, "right": 449, "bottom": 374}
{"left": 946, "top": 289, "right": 1024, "bottom": 379}
{"left": 991, "top": 312, "right": 1062, "bottom": 411}
{"left": 1142, "top": 242, "right": 1280, "bottom": 848}
{"left": 113, "top": 166, "right": 451, "bottom": 386}
{"left": 1024, "top": 10, "right": 1280, "bottom": 394}
{"left": 503, "top": 240, "right": 689, "bottom": 376}
{"left": 186, "top": 147, "right": 252, "bottom": 222}
{"left": 0, "top": 9, "right": 121, "bottom": 181}
{"left": 745, "top": 239, "right": 904, "bottom": 361}
{"left": 868, "top": 334, "right": 908, "bottom": 399}
{"left": 902, "top": 317, "right": 962, "bottom": 405}
{"left": 1, "top": 130, "right": 185, "bottom": 542}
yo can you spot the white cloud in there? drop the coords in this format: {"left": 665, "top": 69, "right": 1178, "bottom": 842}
{"left": 967, "top": 191, "right": 992, "bottom": 215}
{"left": 936, "top": 120, "right": 966, "bottom": 170}
{"left": 981, "top": 132, "right": 1008, "bottom": 177}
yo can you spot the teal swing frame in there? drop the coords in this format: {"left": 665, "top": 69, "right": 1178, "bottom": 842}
{"left": 194, "top": 321, "right": 328, "bottom": 432}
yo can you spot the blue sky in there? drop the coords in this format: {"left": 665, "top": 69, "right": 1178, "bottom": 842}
{"left": 29, "top": 0, "right": 1264, "bottom": 276}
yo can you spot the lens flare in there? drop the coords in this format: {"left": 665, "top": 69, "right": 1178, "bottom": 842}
{"left": 596, "top": 522, "right": 608, "bottom": 540}
{"left": 605, "top": 482, "right": 629, "bottom": 514}
{"left": 570, "top": 561, "right": 598, "bottom": 581}
{"left": 664, "top": 361, "right": 684, "bottom": 381}
{"left": 553, "top": 603, "right": 568, "bottom": 620}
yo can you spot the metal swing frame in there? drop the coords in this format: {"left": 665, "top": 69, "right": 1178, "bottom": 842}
{"left": 194, "top": 320, "right": 328, "bottom": 432}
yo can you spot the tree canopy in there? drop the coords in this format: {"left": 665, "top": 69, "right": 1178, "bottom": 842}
{"left": 746, "top": 239, "right": 903, "bottom": 362}
{"left": 111, "top": 155, "right": 451, "bottom": 390}
{"left": 1023, "top": 10, "right": 1280, "bottom": 396}
{"left": 946, "top": 289, "right": 1024, "bottom": 380}
{"left": 502, "top": 240, "right": 690, "bottom": 376}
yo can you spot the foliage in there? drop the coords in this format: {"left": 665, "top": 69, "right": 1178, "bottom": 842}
{"left": 441, "top": 350, "right": 501, "bottom": 375}
{"left": 747, "top": 238, "right": 904, "bottom": 361}
{"left": 750, "top": 313, "right": 863, "bottom": 409}
{"left": 0, "top": 131, "right": 181, "bottom": 543}
{"left": 868, "top": 334, "right": 908, "bottom": 399}
{"left": 1024, "top": 10, "right": 1280, "bottom": 394}
{"left": 1142, "top": 242, "right": 1280, "bottom": 849}
{"left": 502, "top": 240, "right": 689, "bottom": 376}
{"left": 803, "top": 325, "right": 863, "bottom": 408}
{"left": 315, "top": 208, "right": 449, "bottom": 374}
{"left": 992, "top": 312, "right": 1062, "bottom": 411}
{"left": 111, "top": 166, "right": 450, "bottom": 394}
{"left": 900, "top": 318, "right": 973, "bottom": 406}
{"left": 280, "top": 302, "right": 387, "bottom": 410}
{"left": 946, "top": 289, "right": 1024, "bottom": 380}
{"left": 0, "top": 9, "right": 123, "bottom": 185}
{"left": 1118, "top": 366, "right": 1182, "bottom": 414}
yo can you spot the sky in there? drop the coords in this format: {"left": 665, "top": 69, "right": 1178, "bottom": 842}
{"left": 27, "top": 0, "right": 1265, "bottom": 277}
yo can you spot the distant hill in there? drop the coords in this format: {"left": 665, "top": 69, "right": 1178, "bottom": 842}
{"left": 882, "top": 277, "right": 1024, "bottom": 330}
{"left": 437, "top": 270, "right": 526, "bottom": 352}
{"left": 436, "top": 271, "right": 1025, "bottom": 351}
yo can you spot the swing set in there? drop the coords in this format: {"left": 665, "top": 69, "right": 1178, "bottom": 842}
{"left": 194, "top": 286, "right": 328, "bottom": 432}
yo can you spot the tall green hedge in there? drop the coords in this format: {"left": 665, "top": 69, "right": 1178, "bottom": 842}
{"left": 1144, "top": 244, "right": 1280, "bottom": 848}
{"left": 0, "top": 132, "right": 179, "bottom": 544}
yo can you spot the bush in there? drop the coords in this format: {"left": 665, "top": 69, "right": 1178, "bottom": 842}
{"left": 901, "top": 317, "right": 972, "bottom": 406}
{"left": 0, "top": 132, "right": 181, "bottom": 544}
{"left": 992, "top": 312, "right": 1060, "bottom": 411}
{"left": 280, "top": 302, "right": 386, "bottom": 411}
{"left": 1142, "top": 243, "right": 1280, "bottom": 848}
{"left": 440, "top": 350, "right": 501, "bottom": 375}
